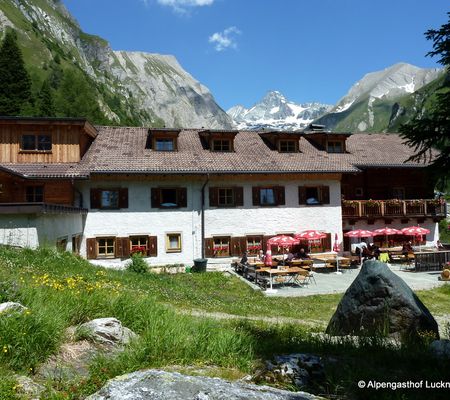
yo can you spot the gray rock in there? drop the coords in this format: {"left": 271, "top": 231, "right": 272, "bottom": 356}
{"left": 86, "top": 369, "right": 320, "bottom": 400}
{"left": 0, "top": 301, "right": 27, "bottom": 315}
{"left": 430, "top": 339, "right": 450, "bottom": 358}
{"left": 326, "top": 260, "right": 439, "bottom": 340}
{"left": 78, "top": 318, "right": 137, "bottom": 346}
{"left": 14, "top": 375, "right": 45, "bottom": 400}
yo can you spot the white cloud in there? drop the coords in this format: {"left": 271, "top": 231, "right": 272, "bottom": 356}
{"left": 209, "top": 26, "right": 241, "bottom": 52}
{"left": 157, "top": 0, "right": 214, "bottom": 13}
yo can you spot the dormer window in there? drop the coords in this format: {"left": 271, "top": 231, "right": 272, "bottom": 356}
{"left": 278, "top": 139, "right": 298, "bottom": 153}
{"left": 212, "top": 139, "right": 231, "bottom": 152}
{"left": 327, "top": 141, "right": 344, "bottom": 153}
{"left": 148, "top": 129, "right": 180, "bottom": 152}
{"left": 155, "top": 138, "right": 175, "bottom": 151}
{"left": 199, "top": 129, "right": 237, "bottom": 152}
{"left": 21, "top": 134, "right": 52, "bottom": 151}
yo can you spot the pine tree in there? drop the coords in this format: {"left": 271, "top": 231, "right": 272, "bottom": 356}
{"left": 37, "top": 80, "right": 55, "bottom": 117}
{"left": 55, "top": 69, "right": 108, "bottom": 123}
{"left": 0, "top": 30, "right": 32, "bottom": 115}
{"left": 400, "top": 12, "right": 450, "bottom": 189}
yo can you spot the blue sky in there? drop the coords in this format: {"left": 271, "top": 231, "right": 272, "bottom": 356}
{"left": 64, "top": 0, "right": 449, "bottom": 110}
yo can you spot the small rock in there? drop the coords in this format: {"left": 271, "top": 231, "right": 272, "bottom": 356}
{"left": 0, "top": 301, "right": 27, "bottom": 315}
{"left": 430, "top": 339, "right": 450, "bottom": 359}
{"left": 14, "top": 375, "right": 45, "bottom": 400}
{"left": 78, "top": 318, "right": 137, "bottom": 346}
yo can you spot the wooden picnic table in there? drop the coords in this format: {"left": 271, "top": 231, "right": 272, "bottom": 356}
{"left": 256, "top": 266, "right": 308, "bottom": 290}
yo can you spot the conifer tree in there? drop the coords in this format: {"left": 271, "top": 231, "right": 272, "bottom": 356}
{"left": 400, "top": 12, "right": 450, "bottom": 189}
{"left": 0, "top": 30, "right": 32, "bottom": 115}
{"left": 37, "top": 80, "right": 55, "bottom": 117}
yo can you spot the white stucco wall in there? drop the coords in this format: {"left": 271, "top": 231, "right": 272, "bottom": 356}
{"left": 0, "top": 213, "right": 85, "bottom": 250}
{"left": 77, "top": 177, "right": 343, "bottom": 265}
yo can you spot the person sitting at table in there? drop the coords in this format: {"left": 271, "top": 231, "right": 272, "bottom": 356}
{"left": 286, "top": 252, "right": 295, "bottom": 262}
{"left": 370, "top": 244, "right": 380, "bottom": 260}
{"left": 257, "top": 249, "right": 265, "bottom": 262}
{"left": 298, "top": 247, "right": 311, "bottom": 259}
{"left": 436, "top": 240, "right": 444, "bottom": 250}
{"left": 402, "top": 241, "right": 413, "bottom": 256}
{"left": 361, "top": 245, "right": 374, "bottom": 262}
{"left": 240, "top": 251, "right": 249, "bottom": 266}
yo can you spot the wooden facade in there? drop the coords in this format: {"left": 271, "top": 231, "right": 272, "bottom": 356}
{"left": 0, "top": 171, "right": 74, "bottom": 205}
{"left": 341, "top": 168, "right": 434, "bottom": 200}
{"left": 0, "top": 119, "right": 96, "bottom": 163}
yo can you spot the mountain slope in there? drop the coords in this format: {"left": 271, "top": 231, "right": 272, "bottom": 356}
{"left": 227, "top": 91, "right": 332, "bottom": 131}
{"left": 0, "top": 0, "right": 233, "bottom": 128}
{"left": 314, "top": 63, "right": 444, "bottom": 132}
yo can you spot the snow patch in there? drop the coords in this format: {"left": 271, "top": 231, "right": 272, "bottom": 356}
{"left": 270, "top": 106, "right": 279, "bottom": 114}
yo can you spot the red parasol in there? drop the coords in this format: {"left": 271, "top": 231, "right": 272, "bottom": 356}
{"left": 344, "top": 229, "right": 373, "bottom": 238}
{"left": 373, "top": 227, "right": 402, "bottom": 247}
{"left": 295, "top": 230, "right": 327, "bottom": 241}
{"left": 267, "top": 235, "right": 299, "bottom": 247}
{"left": 401, "top": 226, "right": 430, "bottom": 236}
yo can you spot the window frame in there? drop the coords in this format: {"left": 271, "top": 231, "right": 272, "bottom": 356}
{"left": 154, "top": 138, "right": 175, "bottom": 151}
{"left": 327, "top": 140, "right": 344, "bottom": 153}
{"left": 278, "top": 139, "right": 298, "bottom": 153}
{"left": 166, "top": 233, "right": 182, "bottom": 253}
{"left": 100, "top": 189, "right": 120, "bottom": 209}
{"left": 97, "top": 237, "right": 115, "bottom": 258}
{"left": 130, "top": 236, "right": 149, "bottom": 255}
{"left": 160, "top": 188, "right": 179, "bottom": 208}
{"left": 213, "top": 236, "right": 231, "bottom": 257}
{"left": 217, "top": 187, "right": 234, "bottom": 207}
{"left": 56, "top": 236, "right": 68, "bottom": 252}
{"left": 259, "top": 187, "right": 276, "bottom": 206}
{"left": 246, "top": 236, "right": 262, "bottom": 256}
{"left": 211, "top": 139, "right": 232, "bottom": 152}
{"left": 25, "top": 185, "right": 44, "bottom": 203}
{"left": 21, "top": 134, "right": 52, "bottom": 152}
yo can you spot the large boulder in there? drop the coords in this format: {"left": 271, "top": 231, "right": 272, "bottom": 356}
{"left": 0, "top": 301, "right": 27, "bottom": 315}
{"left": 86, "top": 369, "right": 320, "bottom": 400}
{"left": 326, "top": 260, "right": 439, "bottom": 340}
{"left": 78, "top": 318, "right": 137, "bottom": 346}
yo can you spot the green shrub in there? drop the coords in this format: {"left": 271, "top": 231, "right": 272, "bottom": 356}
{"left": 126, "top": 253, "right": 148, "bottom": 274}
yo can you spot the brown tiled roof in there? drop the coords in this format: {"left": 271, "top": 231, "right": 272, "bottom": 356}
{"left": 0, "top": 163, "right": 88, "bottom": 179}
{"left": 76, "top": 127, "right": 428, "bottom": 175}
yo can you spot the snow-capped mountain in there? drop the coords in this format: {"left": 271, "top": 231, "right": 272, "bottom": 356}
{"left": 314, "top": 63, "right": 444, "bottom": 132}
{"left": 227, "top": 91, "right": 332, "bottom": 131}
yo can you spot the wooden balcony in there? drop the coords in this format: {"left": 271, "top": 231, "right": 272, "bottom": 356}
{"left": 342, "top": 199, "right": 446, "bottom": 220}
{"left": 0, "top": 202, "right": 87, "bottom": 215}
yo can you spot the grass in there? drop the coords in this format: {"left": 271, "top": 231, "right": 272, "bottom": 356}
{"left": 0, "top": 247, "right": 449, "bottom": 400}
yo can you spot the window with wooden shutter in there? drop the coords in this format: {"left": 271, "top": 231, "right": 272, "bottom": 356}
{"left": 230, "top": 236, "right": 246, "bottom": 257}
{"left": 246, "top": 236, "right": 262, "bottom": 255}
{"left": 274, "top": 186, "right": 285, "bottom": 205}
{"left": 204, "top": 238, "right": 214, "bottom": 258}
{"left": 86, "top": 238, "right": 97, "bottom": 259}
{"left": 320, "top": 186, "right": 330, "bottom": 204}
{"left": 118, "top": 189, "right": 128, "bottom": 208}
{"left": 147, "top": 236, "right": 158, "bottom": 257}
{"left": 151, "top": 188, "right": 161, "bottom": 208}
{"left": 209, "top": 187, "right": 218, "bottom": 207}
{"left": 234, "top": 187, "right": 244, "bottom": 206}
{"left": 90, "top": 189, "right": 101, "bottom": 209}
{"left": 178, "top": 188, "right": 187, "bottom": 207}
{"left": 115, "top": 237, "right": 128, "bottom": 258}
{"left": 298, "top": 187, "right": 307, "bottom": 205}
{"left": 252, "top": 187, "right": 260, "bottom": 206}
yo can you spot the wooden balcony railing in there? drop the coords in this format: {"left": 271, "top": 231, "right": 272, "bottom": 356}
{"left": 342, "top": 199, "right": 447, "bottom": 219}
{"left": 0, "top": 202, "right": 88, "bottom": 215}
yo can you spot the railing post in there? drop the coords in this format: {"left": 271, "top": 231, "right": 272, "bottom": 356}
{"left": 358, "top": 201, "right": 362, "bottom": 217}
{"left": 424, "top": 201, "right": 427, "bottom": 216}
{"left": 402, "top": 201, "right": 406, "bottom": 216}
{"left": 381, "top": 201, "right": 385, "bottom": 216}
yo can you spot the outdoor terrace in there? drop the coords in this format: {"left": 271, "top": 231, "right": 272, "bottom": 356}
{"left": 342, "top": 199, "right": 446, "bottom": 220}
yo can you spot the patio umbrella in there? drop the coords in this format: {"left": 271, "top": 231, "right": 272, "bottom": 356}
{"left": 344, "top": 229, "right": 373, "bottom": 238}
{"left": 267, "top": 235, "right": 299, "bottom": 265}
{"left": 401, "top": 226, "right": 430, "bottom": 252}
{"left": 295, "top": 230, "right": 327, "bottom": 255}
{"left": 372, "top": 227, "right": 402, "bottom": 248}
